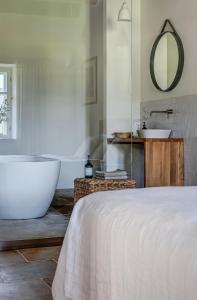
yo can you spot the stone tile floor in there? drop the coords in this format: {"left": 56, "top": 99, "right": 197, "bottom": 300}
{"left": 0, "top": 246, "right": 61, "bottom": 299}
{"left": 0, "top": 189, "right": 74, "bottom": 246}
{"left": 0, "top": 189, "right": 74, "bottom": 299}
{"left": 0, "top": 209, "right": 69, "bottom": 243}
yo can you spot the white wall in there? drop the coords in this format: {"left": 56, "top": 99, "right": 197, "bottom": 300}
{"left": 105, "top": 0, "right": 132, "bottom": 172}
{"left": 0, "top": 0, "right": 104, "bottom": 188}
{"left": 131, "top": 0, "right": 141, "bottom": 133}
{"left": 141, "top": 0, "right": 197, "bottom": 102}
{"left": 85, "top": 0, "right": 104, "bottom": 166}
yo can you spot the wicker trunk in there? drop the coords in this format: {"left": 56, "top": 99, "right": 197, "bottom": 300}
{"left": 74, "top": 178, "right": 136, "bottom": 203}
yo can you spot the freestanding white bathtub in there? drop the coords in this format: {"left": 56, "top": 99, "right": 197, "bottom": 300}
{"left": 0, "top": 155, "right": 61, "bottom": 220}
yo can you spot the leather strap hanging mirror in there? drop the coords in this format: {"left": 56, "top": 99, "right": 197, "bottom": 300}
{"left": 150, "top": 19, "right": 184, "bottom": 92}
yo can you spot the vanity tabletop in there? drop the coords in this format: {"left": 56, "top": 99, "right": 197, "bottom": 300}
{"left": 107, "top": 137, "right": 184, "bottom": 144}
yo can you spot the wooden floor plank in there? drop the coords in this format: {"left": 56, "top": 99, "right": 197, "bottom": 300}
{"left": 0, "top": 237, "right": 64, "bottom": 251}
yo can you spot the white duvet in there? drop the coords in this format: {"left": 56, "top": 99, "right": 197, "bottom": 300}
{"left": 52, "top": 187, "right": 197, "bottom": 300}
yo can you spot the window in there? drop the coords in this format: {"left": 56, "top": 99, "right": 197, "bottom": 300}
{"left": 0, "top": 65, "right": 17, "bottom": 139}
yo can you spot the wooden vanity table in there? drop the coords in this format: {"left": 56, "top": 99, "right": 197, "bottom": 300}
{"left": 107, "top": 137, "right": 184, "bottom": 187}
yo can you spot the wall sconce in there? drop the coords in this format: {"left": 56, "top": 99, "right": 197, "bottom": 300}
{"left": 118, "top": 1, "right": 131, "bottom": 22}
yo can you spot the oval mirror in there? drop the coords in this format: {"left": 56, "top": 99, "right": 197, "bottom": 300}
{"left": 150, "top": 20, "right": 184, "bottom": 92}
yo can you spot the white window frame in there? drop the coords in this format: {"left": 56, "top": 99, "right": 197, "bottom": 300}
{"left": 0, "top": 64, "right": 17, "bottom": 139}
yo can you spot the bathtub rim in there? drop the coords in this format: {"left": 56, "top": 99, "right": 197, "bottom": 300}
{"left": 0, "top": 155, "right": 61, "bottom": 163}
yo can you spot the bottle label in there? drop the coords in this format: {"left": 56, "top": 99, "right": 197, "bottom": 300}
{"left": 85, "top": 168, "right": 93, "bottom": 177}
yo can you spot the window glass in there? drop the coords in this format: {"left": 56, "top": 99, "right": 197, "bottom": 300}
{"left": 0, "top": 73, "right": 7, "bottom": 93}
{"left": 0, "top": 66, "right": 16, "bottom": 139}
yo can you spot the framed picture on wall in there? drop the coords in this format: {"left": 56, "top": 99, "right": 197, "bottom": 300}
{"left": 85, "top": 56, "right": 97, "bottom": 105}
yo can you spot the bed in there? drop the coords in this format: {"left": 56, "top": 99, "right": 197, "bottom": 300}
{"left": 52, "top": 187, "right": 197, "bottom": 300}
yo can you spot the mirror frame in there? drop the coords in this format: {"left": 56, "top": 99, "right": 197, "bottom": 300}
{"left": 150, "top": 19, "right": 184, "bottom": 92}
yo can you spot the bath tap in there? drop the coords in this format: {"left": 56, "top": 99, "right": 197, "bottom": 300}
{"left": 150, "top": 109, "right": 174, "bottom": 118}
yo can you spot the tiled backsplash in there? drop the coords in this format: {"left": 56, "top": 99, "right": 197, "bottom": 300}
{"left": 141, "top": 95, "right": 197, "bottom": 186}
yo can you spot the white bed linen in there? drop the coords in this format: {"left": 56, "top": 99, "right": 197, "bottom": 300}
{"left": 52, "top": 187, "right": 197, "bottom": 300}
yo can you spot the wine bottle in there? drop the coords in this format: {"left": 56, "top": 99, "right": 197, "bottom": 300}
{"left": 85, "top": 155, "right": 93, "bottom": 178}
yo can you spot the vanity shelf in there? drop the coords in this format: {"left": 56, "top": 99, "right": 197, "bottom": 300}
{"left": 107, "top": 137, "right": 183, "bottom": 144}
{"left": 107, "top": 137, "right": 184, "bottom": 187}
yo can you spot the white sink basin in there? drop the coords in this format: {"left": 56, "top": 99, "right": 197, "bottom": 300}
{"left": 138, "top": 129, "right": 172, "bottom": 138}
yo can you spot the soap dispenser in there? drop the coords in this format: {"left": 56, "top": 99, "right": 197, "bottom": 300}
{"left": 142, "top": 122, "right": 147, "bottom": 130}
